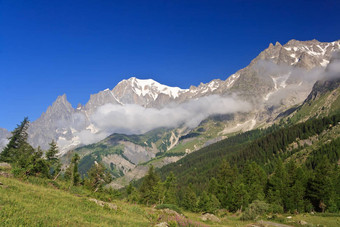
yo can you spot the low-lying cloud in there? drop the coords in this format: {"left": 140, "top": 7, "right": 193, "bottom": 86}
{"left": 253, "top": 57, "right": 340, "bottom": 108}
{"left": 90, "top": 95, "right": 251, "bottom": 136}
{"left": 66, "top": 95, "right": 252, "bottom": 146}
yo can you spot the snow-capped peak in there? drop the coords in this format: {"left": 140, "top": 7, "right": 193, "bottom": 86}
{"left": 125, "top": 77, "right": 187, "bottom": 99}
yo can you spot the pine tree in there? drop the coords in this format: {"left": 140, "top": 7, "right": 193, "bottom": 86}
{"left": 181, "top": 184, "right": 197, "bottom": 212}
{"left": 216, "top": 160, "right": 238, "bottom": 209}
{"left": 0, "top": 117, "right": 30, "bottom": 162}
{"left": 307, "top": 156, "right": 336, "bottom": 212}
{"left": 163, "top": 172, "right": 177, "bottom": 204}
{"left": 126, "top": 183, "right": 140, "bottom": 203}
{"left": 46, "top": 140, "right": 61, "bottom": 177}
{"left": 243, "top": 162, "right": 266, "bottom": 202}
{"left": 86, "top": 162, "right": 111, "bottom": 192}
{"left": 70, "top": 153, "right": 81, "bottom": 186}
{"left": 208, "top": 177, "right": 219, "bottom": 196}
{"left": 139, "top": 165, "right": 161, "bottom": 205}
{"left": 267, "top": 159, "right": 288, "bottom": 210}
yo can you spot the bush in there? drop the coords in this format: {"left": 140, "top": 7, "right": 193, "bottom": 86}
{"left": 269, "top": 203, "right": 284, "bottom": 214}
{"left": 155, "top": 204, "right": 183, "bottom": 214}
{"left": 241, "top": 200, "right": 270, "bottom": 221}
{"left": 11, "top": 167, "right": 27, "bottom": 178}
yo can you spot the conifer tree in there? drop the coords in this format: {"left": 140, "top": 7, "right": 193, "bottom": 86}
{"left": 126, "top": 183, "right": 140, "bottom": 203}
{"left": 307, "top": 157, "right": 336, "bottom": 212}
{"left": 243, "top": 162, "right": 266, "bottom": 202}
{"left": 86, "top": 162, "right": 111, "bottom": 192}
{"left": 267, "top": 159, "right": 288, "bottom": 210}
{"left": 69, "top": 153, "right": 80, "bottom": 186}
{"left": 163, "top": 172, "right": 177, "bottom": 204}
{"left": 0, "top": 117, "right": 30, "bottom": 162}
{"left": 46, "top": 140, "right": 61, "bottom": 177}
{"left": 182, "top": 184, "right": 197, "bottom": 212}
{"left": 139, "top": 165, "right": 161, "bottom": 205}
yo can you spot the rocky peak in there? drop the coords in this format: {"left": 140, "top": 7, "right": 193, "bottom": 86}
{"left": 275, "top": 41, "right": 282, "bottom": 47}
{"left": 84, "top": 89, "right": 121, "bottom": 114}
{"left": 45, "top": 94, "right": 73, "bottom": 115}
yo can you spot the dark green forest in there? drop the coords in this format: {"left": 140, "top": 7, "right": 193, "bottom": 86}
{"left": 129, "top": 113, "right": 340, "bottom": 215}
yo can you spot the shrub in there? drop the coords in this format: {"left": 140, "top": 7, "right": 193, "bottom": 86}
{"left": 241, "top": 200, "right": 270, "bottom": 221}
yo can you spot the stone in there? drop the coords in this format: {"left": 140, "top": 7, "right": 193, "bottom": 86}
{"left": 154, "top": 222, "right": 168, "bottom": 227}
{"left": 200, "top": 213, "right": 220, "bottom": 222}
{"left": 89, "top": 198, "right": 117, "bottom": 210}
{"left": 299, "top": 220, "right": 308, "bottom": 225}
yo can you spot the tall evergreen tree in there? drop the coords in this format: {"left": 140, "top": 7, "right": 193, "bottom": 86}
{"left": 181, "top": 184, "right": 197, "bottom": 212}
{"left": 243, "top": 162, "right": 266, "bottom": 202}
{"left": 216, "top": 160, "right": 238, "bottom": 209}
{"left": 86, "top": 162, "right": 112, "bottom": 192}
{"left": 46, "top": 140, "right": 61, "bottom": 177}
{"left": 163, "top": 171, "right": 177, "bottom": 204}
{"left": 139, "top": 165, "right": 161, "bottom": 205}
{"left": 267, "top": 159, "right": 288, "bottom": 210}
{"left": 0, "top": 117, "right": 30, "bottom": 162}
{"left": 70, "top": 153, "right": 81, "bottom": 186}
{"left": 307, "top": 157, "right": 337, "bottom": 212}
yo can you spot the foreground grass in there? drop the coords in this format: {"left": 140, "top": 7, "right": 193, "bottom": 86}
{"left": 0, "top": 176, "right": 150, "bottom": 226}
{"left": 1, "top": 174, "right": 339, "bottom": 227}
{"left": 290, "top": 213, "right": 340, "bottom": 227}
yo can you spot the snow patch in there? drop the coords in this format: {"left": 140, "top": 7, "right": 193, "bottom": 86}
{"left": 86, "top": 124, "right": 98, "bottom": 133}
{"left": 264, "top": 73, "right": 291, "bottom": 101}
{"left": 321, "top": 59, "right": 329, "bottom": 67}
{"left": 129, "top": 77, "right": 187, "bottom": 99}
{"left": 57, "top": 136, "right": 81, "bottom": 156}
{"left": 225, "top": 73, "right": 240, "bottom": 88}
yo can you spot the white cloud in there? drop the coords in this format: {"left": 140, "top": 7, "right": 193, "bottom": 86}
{"left": 72, "top": 95, "right": 251, "bottom": 143}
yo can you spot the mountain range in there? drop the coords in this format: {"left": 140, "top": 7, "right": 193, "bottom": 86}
{"left": 1, "top": 39, "right": 340, "bottom": 187}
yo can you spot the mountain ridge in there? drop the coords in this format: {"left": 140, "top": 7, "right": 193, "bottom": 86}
{"left": 1, "top": 39, "right": 339, "bottom": 154}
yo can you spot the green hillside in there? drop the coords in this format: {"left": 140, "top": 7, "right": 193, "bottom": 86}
{"left": 0, "top": 176, "right": 151, "bottom": 226}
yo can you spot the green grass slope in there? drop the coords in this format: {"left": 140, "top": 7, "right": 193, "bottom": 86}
{"left": 0, "top": 176, "right": 151, "bottom": 226}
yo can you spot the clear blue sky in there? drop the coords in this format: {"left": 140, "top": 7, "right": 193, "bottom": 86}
{"left": 1, "top": 0, "right": 340, "bottom": 130}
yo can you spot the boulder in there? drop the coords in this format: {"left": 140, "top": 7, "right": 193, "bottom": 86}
{"left": 0, "top": 162, "right": 11, "bottom": 169}
{"left": 200, "top": 213, "right": 220, "bottom": 222}
{"left": 89, "top": 198, "right": 117, "bottom": 210}
{"left": 154, "top": 222, "right": 168, "bottom": 227}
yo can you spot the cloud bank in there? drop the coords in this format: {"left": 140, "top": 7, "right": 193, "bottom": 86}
{"left": 69, "top": 95, "right": 251, "bottom": 145}
{"left": 91, "top": 95, "right": 251, "bottom": 135}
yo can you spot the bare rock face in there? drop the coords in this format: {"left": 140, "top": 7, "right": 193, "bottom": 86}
{"left": 28, "top": 94, "right": 87, "bottom": 150}
{"left": 84, "top": 89, "right": 121, "bottom": 115}
{"left": 0, "top": 128, "right": 10, "bottom": 152}
{"left": 120, "top": 141, "right": 157, "bottom": 165}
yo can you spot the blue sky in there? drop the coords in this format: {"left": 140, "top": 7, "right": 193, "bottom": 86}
{"left": 1, "top": 0, "right": 340, "bottom": 130}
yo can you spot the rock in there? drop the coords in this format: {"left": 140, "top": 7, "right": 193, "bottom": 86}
{"left": 200, "top": 213, "right": 220, "bottom": 222}
{"left": 0, "top": 162, "right": 11, "bottom": 169}
{"left": 0, "top": 171, "right": 13, "bottom": 178}
{"left": 154, "top": 222, "right": 168, "bottom": 227}
{"left": 162, "top": 208, "right": 180, "bottom": 216}
{"left": 299, "top": 220, "right": 308, "bottom": 225}
{"left": 286, "top": 216, "right": 292, "bottom": 219}
{"left": 89, "top": 198, "right": 117, "bottom": 210}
